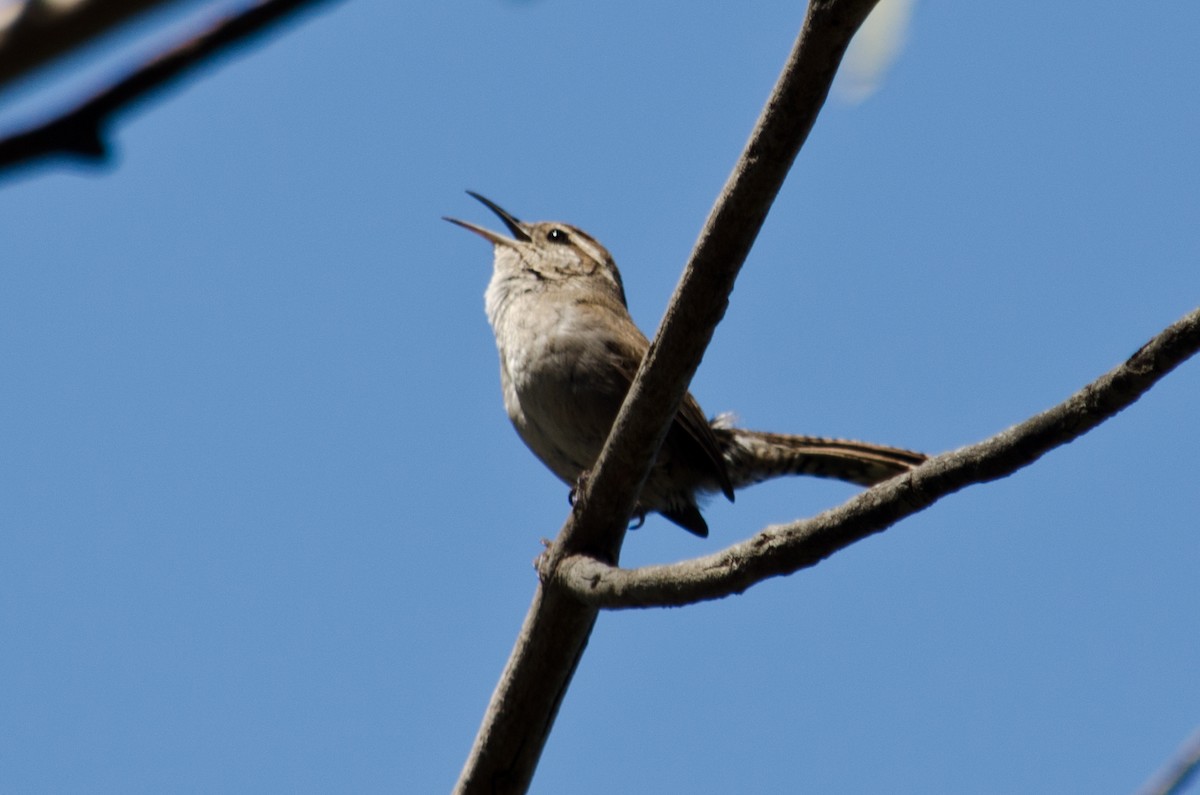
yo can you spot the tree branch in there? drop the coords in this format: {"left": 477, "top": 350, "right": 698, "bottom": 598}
{"left": 551, "top": 306, "right": 1200, "bottom": 607}
{"left": 455, "top": 2, "right": 883, "bottom": 793}
{"left": 0, "top": 0, "right": 187, "bottom": 93}
{"left": 1137, "top": 727, "right": 1200, "bottom": 795}
{"left": 0, "top": 0, "right": 342, "bottom": 177}
{"left": 555, "top": 0, "right": 882, "bottom": 565}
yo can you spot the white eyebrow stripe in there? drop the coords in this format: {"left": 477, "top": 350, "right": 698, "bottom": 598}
{"left": 569, "top": 229, "right": 608, "bottom": 265}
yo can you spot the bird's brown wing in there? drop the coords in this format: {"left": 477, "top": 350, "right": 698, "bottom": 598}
{"left": 672, "top": 392, "right": 735, "bottom": 501}
{"left": 602, "top": 328, "right": 734, "bottom": 504}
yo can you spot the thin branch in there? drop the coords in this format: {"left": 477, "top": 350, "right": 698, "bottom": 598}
{"left": 553, "top": 306, "right": 1200, "bottom": 607}
{"left": 0, "top": 0, "right": 186, "bottom": 93}
{"left": 455, "top": 2, "right": 883, "bottom": 793}
{"left": 0, "top": 0, "right": 342, "bottom": 177}
{"left": 1137, "top": 727, "right": 1200, "bottom": 795}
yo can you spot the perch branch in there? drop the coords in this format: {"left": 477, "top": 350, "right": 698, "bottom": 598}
{"left": 455, "top": 2, "right": 883, "bottom": 793}
{"left": 552, "top": 306, "right": 1200, "bottom": 607}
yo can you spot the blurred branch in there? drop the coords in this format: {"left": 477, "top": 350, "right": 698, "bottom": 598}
{"left": 0, "top": 0, "right": 342, "bottom": 177}
{"left": 0, "top": 0, "right": 187, "bottom": 93}
{"left": 455, "top": 1, "right": 884, "bottom": 793}
{"left": 554, "top": 306, "right": 1200, "bottom": 607}
{"left": 1138, "top": 727, "right": 1200, "bottom": 795}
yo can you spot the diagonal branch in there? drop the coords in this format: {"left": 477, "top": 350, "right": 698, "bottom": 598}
{"left": 555, "top": 0, "right": 883, "bottom": 565}
{"left": 552, "top": 306, "right": 1200, "bottom": 608}
{"left": 0, "top": 0, "right": 342, "bottom": 177}
{"left": 0, "top": 0, "right": 187, "bottom": 93}
{"left": 455, "top": 2, "right": 883, "bottom": 793}
{"left": 1137, "top": 726, "right": 1200, "bottom": 795}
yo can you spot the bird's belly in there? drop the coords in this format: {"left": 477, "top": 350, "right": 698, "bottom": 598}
{"left": 500, "top": 333, "right": 626, "bottom": 486}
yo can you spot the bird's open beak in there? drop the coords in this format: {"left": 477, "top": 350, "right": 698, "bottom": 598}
{"left": 443, "top": 191, "right": 531, "bottom": 246}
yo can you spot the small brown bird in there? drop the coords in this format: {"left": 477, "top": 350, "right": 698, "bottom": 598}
{"left": 447, "top": 193, "right": 926, "bottom": 537}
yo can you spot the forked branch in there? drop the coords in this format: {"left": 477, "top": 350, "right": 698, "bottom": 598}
{"left": 552, "top": 305, "right": 1200, "bottom": 607}
{"left": 456, "top": 1, "right": 885, "bottom": 793}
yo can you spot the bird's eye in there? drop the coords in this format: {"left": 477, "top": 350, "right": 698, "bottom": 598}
{"left": 546, "top": 228, "right": 569, "bottom": 244}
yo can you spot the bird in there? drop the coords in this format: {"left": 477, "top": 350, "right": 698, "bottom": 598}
{"left": 446, "top": 193, "right": 926, "bottom": 537}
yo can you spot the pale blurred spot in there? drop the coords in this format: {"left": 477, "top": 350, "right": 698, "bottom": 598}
{"left": 839, "top": 0, "right": 916, "bottom": 104}
{"left": 0, "top": 0, "right": 24, "bottom": 30}
{"left": 43, "top": 0, "right": 90, "bottom": 12}
{"left": 0, "top": 0, "right": 90, "bottom": 32}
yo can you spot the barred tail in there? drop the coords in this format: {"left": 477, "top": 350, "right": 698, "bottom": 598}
{"left": 720, "top": 427, "right": 927, "bottom": 490}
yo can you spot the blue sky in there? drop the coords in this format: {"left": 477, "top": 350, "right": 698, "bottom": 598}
{"left": 1, "top": 1, "right": 1198, "bottom": 792}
